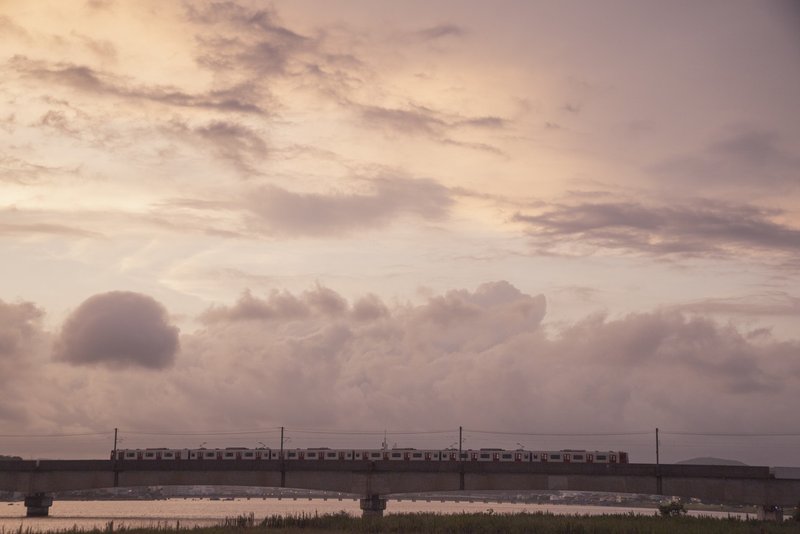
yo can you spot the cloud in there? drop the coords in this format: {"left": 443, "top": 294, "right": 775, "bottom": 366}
{"left": 358, "top": 104, "right": 447, "bottom": 136}
{"left": 674, "top": 292, "right": 800, "bottom": 317}
{"left": 513, "top": 199, "right": 800, "bottom": 262}
{"left": 0, "top": 155, "right": 72, "bottom": 185}
{"left": 414, "top": 24, "right": 466, "bottom": 41}
{"left": 652, "top": 128, "right": 800, "bottom": 189}
{"left": 0, "top": 299, "right": 44, "bottom": 364}
{"left": 187, "top": 2, "right": 311, "bottom": 77}
{"left": 10, "top": 56, "right": 265, "bottom": 114}
{"left": 53, "top": 291, "right": 179, "bottom": 369}
{"left": 166, "top": 119, "right": 268, "bottom": 174}
{"left": 175, "top": 281, "right": 799, "bottom": 463}
{"left": 0, "top": 16, "right": 30, "bottom": 41}
{"left": 244, "top": 176, "right": 453, "bottom": 236}
{"left": 0, "top": 299, "right": 46, "bottom": 423}
{"left": 2, "top": 282, "right": 800, "bottom": 464}
{"left": 356, "top": 103, "right": 507, "bottom": 138}
{"left": 201, "top": 286, "right": 378, "bottom": 325}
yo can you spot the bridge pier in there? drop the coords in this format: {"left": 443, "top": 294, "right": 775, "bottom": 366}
{"left": 359, "top": 494, "right": 386, "bottom": 517}
{"left": 757, "top": 505, "right": 783, "bottom": 522}
{"left": 24, "top": 493, "right": 53, "bottom": 517}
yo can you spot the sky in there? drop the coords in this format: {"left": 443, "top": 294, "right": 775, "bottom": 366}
{"left": 1, "top": 0, "right": 799, "bottom": 466}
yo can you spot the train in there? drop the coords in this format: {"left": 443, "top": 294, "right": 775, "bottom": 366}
{"left": 113, "top": 447, "right": 629, "bottom": 464}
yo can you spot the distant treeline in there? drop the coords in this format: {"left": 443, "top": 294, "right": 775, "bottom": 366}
{"left": 0, "top": 455, "right": 22, "bottom": 460}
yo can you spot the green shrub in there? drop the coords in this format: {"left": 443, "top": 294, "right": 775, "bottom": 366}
{"left": 658, "top": 500, "right": 687, "bottom": 517}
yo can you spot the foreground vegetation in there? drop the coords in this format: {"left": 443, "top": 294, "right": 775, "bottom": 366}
{"left": 256, "top": 510, "right": 800, "bottom": 533}
{"left": 5, "top": 511, "right": 799, "bottom": 534}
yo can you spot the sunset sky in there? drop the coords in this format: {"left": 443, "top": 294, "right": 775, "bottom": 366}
{"left": 1, "top": 1, "right": 799, "bottom": 465}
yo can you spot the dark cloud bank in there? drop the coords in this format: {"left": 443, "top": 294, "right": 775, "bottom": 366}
{"left": 2, "top": 284, "right": 799, "bottom": 464}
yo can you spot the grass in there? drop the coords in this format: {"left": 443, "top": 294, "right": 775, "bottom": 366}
{"left": 3, "top": 511, "right": 799, "bottom": 534}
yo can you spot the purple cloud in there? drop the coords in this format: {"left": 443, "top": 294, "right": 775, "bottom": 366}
{"left": 54, "top": 291, "right": 179, "bottom": 369}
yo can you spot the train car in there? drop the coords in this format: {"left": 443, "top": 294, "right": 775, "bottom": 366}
{"left": 113, "top": 447, "right": 630, "bottom": 464}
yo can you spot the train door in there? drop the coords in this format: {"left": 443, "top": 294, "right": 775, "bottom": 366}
{"left": 610, "top": 453, "right": 617, "bottom": 463}
{"left": 587, "top": 453, "right": 594, "bottom": 463}
{"left": 541, "top": 452, "right": 548, "bottom": 462}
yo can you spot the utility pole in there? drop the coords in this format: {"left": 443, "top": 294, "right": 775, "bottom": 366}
{"left": 655, "top": 427, "right": 662, "bottom": 495}
{"left": 458, "top": 426, "right": 464, "bottom": 491}
{"left": 280, "top": 427, "right": 284, "bottom": 459}
{"left": 113, "top": 428, "right": 118, "bottom": 456}
{"left": 655, "top": 427, "right": 660, "bottom": 466}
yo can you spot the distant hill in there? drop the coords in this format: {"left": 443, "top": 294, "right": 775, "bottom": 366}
{"left": 677, "top": 457, "right": 747, "bottom": 466}
{"left": 0, "top": 454, "right": 22, "bottom": 460}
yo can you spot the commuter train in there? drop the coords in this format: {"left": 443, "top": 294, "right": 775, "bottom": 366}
{"left": 113, "top": 447, "right": 629, "bottom": 464}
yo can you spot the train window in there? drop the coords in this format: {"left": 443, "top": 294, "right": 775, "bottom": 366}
{"left": 243, "top": 452, "right": 254, "bottom": 458}
{"left": 370, "top": 452, "right": 382, "bottom": 459}
{"left": 288, "top": 452, "right": 297, "bottom": 458}
{"left": 480, "top": 453, "right": 490, "bottom": 459}
{"left": 145, "top": 453, "right": 155, "bottom": 458}
{"left": 502, "top": 454, "right": 512, "bottom": 459}
{"left": 224, "top": 452, "right": 234, "bottom": 458}
{"left": 596, "top": 455, "right": 607, "bottom": 460}
{"left": 125, "top": 452, "right": 136, "bottom": 458}
{"left": 391, "top": 453, "right": 402, "bottom": 458}
{"left": 412, "top": 453, "right": 422, "bottom": 458}
{"left": 574, "top": 454, "right": 584, "bottom": 460}
{"left": 550, "top": 454, "right": 561, "bottom": 460}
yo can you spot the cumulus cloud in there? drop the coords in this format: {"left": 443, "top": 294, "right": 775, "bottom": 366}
{"left": 201, "top": 287, "right": 382, "bottom": 325}
{"left": 0, "top": 299, "right": 46, "bottom": 423}
{"left": 245, "top": 177, "right": 453, "bottom": 236}
{"left": 0, "top": 299, "right": 44, "bottom": 365}
{"left": 53, "top": 291, "right": 179, "bottom": 369}
{"left": 2, "top": 282, "right": 800, "bottom": 464}
{"left": 513, "top": 199, "right": 800, "bottom": 263}
{"left": 172, "top": 281, "right": 799, "bottom": 464}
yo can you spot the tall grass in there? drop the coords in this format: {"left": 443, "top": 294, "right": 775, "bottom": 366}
{"left": 2, "top": 511, "right": 798, "bottom": 534}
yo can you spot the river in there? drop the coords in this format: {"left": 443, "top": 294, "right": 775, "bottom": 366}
{"left": 0, "top": 498, "right": 753, "bottom": 531}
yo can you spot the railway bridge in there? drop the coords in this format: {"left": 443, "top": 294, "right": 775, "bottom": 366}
{"left": 1, "top": 460, "right": 798, "bottom": 520}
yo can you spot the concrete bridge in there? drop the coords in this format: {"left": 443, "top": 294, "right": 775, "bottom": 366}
{"left": 1, "top": 460, "right": 798, "bottom": 520}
